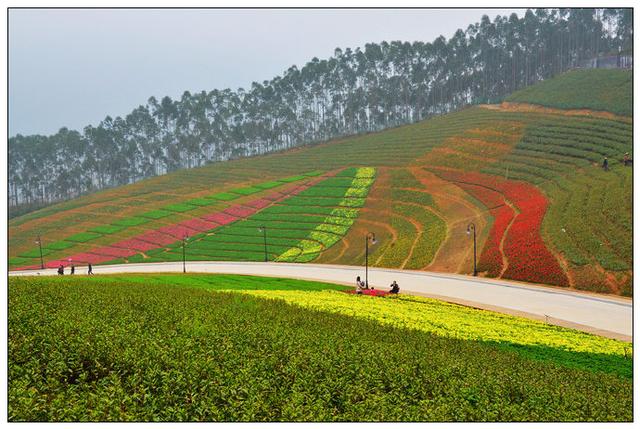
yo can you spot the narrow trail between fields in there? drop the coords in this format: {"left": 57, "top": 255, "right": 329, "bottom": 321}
{"left": 498, "top": 199, "right": 518, "bottom": 279}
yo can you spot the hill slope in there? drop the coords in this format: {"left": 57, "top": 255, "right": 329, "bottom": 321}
{"left": 505, "top": 69, "right": 632, "bottom": 116}
{"left": 9, "top": 70, "right": 632, "bottom": 295}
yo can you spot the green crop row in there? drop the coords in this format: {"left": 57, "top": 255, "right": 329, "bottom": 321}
{"left": 373, "top": 213, "right": 416, "bottom": 267}
{"left": 163, "top": 203, "right": 197, "bottom": 213}
{"left": 43, "top": 241, "right": 75, "bottom": 251}
{"left": 394, "top": 204, "right": 447, "bottom": 269}
{"left": 275, "top": 168, "right": 376, "bottom": 262}
{"left": 139, "top": 209, "right": 173, "bottom": 219}
{"left": 184, "top": 198, "right": 217, "bottom": 207}
{"left": 229, "top": 186, "right": 263, "bottom": 196}
{"left": 112, "top": 216, "right": 150, "bottom": 227}
{"left": 207, "top": 192, "right": 240, "bottom": 201}
{"left": 88, "top": 224, "right": 127, "bottom": 234}
{"left": 19, "top": 248, "right": 52, "bottom": 258}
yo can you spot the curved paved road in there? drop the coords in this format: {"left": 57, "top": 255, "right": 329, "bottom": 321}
{"left": 10, "top": 261, "right": 632, "bottom": 341}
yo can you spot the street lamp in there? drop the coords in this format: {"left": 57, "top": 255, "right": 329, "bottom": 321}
{"left": 365, "top": 232, "right": 377, "bottom": 288}
{"left": 182, "top": 235, "right": 189, "bottom": 273}
{"left": 34, "top": 235, "right": 44, "bottom": 269}
{"left": 258, "top": 226, "right": 268, "bottom": 262}
{"left": 466, "top": 223, "right": 477, "bottom": 276}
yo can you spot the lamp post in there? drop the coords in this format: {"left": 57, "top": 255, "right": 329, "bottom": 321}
{"left": 182, "top": 235, "right": 189, "bottom": 273}
{"left": 35, "top": 235, "right": 44, "bottom": 269}
{"left": 466, "top": 223, "right": 477, "bottom": 276}
{"left": 365, "top": 232, "right": 377, "bottom": 288}
{"left": 258, "top": 226, "right": 268, "bottom": 262}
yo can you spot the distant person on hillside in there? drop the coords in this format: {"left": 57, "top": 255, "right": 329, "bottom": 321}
{"left": 389, "top": 281, "right": 400, "bottom": 294}
{"left": 70, "top": 265, "right": 75, "bottom": 275}
{"left": 356, "top": 276, "right": 365, "bottom": 294}
{"left": 88, "top": 263, "right": 93, "bottom": 275}
{"left": 623, "top": 152, "right": 632, "bottom": 167}
{"left": 602, "top": 157, "right": 609, "bottom": 171}
{"left": 57, "top": 264, "right": 64, "bottom": 275}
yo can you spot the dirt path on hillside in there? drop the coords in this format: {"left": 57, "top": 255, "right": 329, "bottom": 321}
{"left": 498, "top": 199, "right": 519, "bottom": 278}
{"left": 480, "top": 102, "right": 632, "bottom": 123}
{"left": 410, "top": 168, "right": 490, "bottom": 274}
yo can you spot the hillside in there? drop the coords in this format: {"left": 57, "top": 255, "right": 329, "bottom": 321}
{"left": 505, "top": 69, "right": 632, "bottom": 116}
{"left": 9, "top": 70, "right": 633, "bottom": 295}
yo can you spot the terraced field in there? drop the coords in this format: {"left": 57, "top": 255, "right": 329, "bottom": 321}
{"left": 9, "top": 70, "right": 632, "bottom": 295}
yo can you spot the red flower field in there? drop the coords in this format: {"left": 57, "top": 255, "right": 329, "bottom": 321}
{"left": 437, "top": 169, "right": 568, "bottom": 286}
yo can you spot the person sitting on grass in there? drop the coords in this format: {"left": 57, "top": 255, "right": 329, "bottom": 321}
{"left": 389, "top": 280, "right": 400, "bottom": 294}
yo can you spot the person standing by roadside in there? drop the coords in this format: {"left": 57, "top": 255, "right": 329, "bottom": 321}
{"left": 88, "top": 263, "right": 93, "bottom": 275}
{"left": 57, "top": 264, "right": 64, "bottom": 275}
{"left": 70, "top": 265, "right": 75, "bottom": 275}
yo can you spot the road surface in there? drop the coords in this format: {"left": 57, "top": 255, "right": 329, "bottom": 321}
{"left": 10, "top": 261, "right": 632, "bottom": 341}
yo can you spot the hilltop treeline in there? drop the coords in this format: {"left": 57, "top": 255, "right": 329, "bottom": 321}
{"left": 9, "top": 8, "right": 632, "bottom": 211}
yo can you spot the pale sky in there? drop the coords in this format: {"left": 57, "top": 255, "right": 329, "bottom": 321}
{"left": 9, "top": 8, "right": 522, "bottom": 136}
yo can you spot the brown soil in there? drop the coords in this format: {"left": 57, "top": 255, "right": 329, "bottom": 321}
{"left": 480, "top": 102, "right": 632, "bottom": 123}
{"left": 409, "top": 167, "right": 491, "bottom": 274}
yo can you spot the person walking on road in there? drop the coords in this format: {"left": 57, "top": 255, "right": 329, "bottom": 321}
{"left": 70, "top": 265, "right": 75, "bottom": 275}
{"left": 88, "top": 263, "right": 93, "bottom": 275}
{"left": 57, "top": 264, "right": 64, "bottom": 275}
